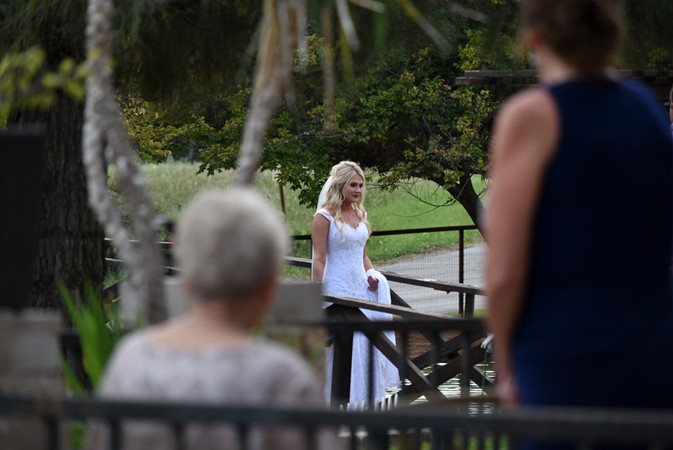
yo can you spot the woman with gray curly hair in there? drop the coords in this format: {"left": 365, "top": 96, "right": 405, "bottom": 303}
{"left": 86, "top": 188, "right": 340, "bottom": 450}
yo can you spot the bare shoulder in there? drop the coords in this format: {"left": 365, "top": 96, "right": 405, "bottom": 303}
{"left": 311, "top": 212, "right": 330, "bottom": 236}
{"left": 312, "top": 212, "right": 330, "bottom": 225}
{"left": 496, "top": 88, "right": 556, "bottom": 129}
{"left": 492, "top": 88, "right": 559, "bottom": 160}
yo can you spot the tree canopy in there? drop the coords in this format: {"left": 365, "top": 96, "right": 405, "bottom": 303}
{"left": 3, "top": 0, "right": 672, "bottom": 296}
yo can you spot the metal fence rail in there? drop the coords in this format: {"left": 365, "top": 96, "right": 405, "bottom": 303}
{"left": 105, "top": 223, "right": 487, "bottom": 315}
{"left": 286, "top": 256, "right": 484, "bottom": 317}
{"left": 3, "top": 394, "right": 673, "bottom": 450}
{"left": 289, "top": 225, "right": 486, "bottom": 315}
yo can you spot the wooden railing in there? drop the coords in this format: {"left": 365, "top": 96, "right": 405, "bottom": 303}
{"left": 285, "top": 256, "right": 484, "bottom": 317}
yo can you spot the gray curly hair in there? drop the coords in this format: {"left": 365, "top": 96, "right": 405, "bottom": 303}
{"left": 175, "top": 188, "right": 289, "bottom": 301}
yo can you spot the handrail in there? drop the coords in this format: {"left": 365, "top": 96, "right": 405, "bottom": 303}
{"left": 109, "top": 256, "right": 484, "bottom": 297}
{"left": 290, "top": 224, "right": 480, "bottom": 241}
{"left": 4, "top": 394, "right": 673, "bottom": 444}
{"left": 326, "top": 295, "right": 473, "bottom": 321}
{"left": 105, "top": 255, "right": 483, "bottom": 316}
{"left": 285, "top": 256, "right": 484, "bottom": 296}
{"left": 104, "top": 223, "right": 480, "bottom": 246}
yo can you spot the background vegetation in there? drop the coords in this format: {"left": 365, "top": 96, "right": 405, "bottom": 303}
{"left": 1, "top": 0, "right": 672, "bottom": 311}
{"left": 112, "top": 162, "right": 485, "bottom": 263}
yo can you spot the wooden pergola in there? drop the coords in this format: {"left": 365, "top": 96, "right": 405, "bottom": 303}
{"left": 456, "top": 69, "right": 673, "bottom": 102}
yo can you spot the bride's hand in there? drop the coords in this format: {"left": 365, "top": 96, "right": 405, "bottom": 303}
{"left": 367, "top": 275, "right": 379, "bottom": 291}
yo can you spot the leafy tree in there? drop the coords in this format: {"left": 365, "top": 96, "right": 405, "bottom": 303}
{"left": 121, "top": 95, "right": 227, "bottom": 163}
{"left": 0, "top": 0, "right": 259, "bottom": 313}
{"left": 127, "top": 0, "right": 673, "bottom": 235}
{"left": 622, "top": 0, "right": 673, "bottom": 68}
{"left": 195, "top": 44, "right": 499, "bottom": 230}
{"left": 0, "top": 47, "right": 87, "bottom": 124}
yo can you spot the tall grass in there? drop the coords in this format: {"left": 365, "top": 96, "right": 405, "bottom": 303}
{"left": 110, "top": 162, "right": 485, "bottom": 263}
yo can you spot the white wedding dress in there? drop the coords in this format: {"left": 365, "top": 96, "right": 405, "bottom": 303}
{"left": 316, "top": 208, "right": 398, "bottom": 406}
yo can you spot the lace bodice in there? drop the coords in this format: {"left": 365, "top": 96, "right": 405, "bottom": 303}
{"left": 316, "top": 209, "right": 373, "bottom": 301}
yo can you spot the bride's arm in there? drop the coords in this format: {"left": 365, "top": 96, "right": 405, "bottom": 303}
{"left": 363, "top": 247, "right": 379, "bottom": 291}
{"left": 311, "top": 215, "right": 329, "bottom": 282}
{"left": 363, "top": 247, "right": 374, "bottom": 272}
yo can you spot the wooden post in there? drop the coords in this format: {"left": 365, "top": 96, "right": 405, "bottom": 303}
{"left": 326, "top": 305, "right": 354, "bottom": 407}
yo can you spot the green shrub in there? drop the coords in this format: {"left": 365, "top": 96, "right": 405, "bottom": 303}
{"left": 59, "top": 282, "right": 126, "bottom": 392}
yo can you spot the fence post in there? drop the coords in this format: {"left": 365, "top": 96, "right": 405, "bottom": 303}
{"left": 327, "top": 305, "right": 353, "bottom": 408}
{"left": 465, "top": 293, "right": 475, "bottom": 318}
{"left": 460, "top": 334, "right": 471, "bottom": 399}
{"left": 459, "top": 229, "right": 465, "bottom": 316}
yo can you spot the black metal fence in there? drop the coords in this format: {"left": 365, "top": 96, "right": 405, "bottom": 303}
{"left": 38, "top": 242, "right": 673, "bottom": 449}
{"left": 106, "top": 224, "right": 487, "bottom": 316}
{"left": 3, "top": 394, "right": 673, "bottom": 450}
{"left": 291, "top": 224, "right": 486, "bottom": 316}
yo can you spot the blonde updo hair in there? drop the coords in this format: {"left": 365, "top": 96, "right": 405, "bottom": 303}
{"left": 176, "top": 188, "right": 289, "bottom": 301}
{"left": 521, "top": 0, "right": 624, "bottom": 75}
{"left": 320, "top": 161, "right": 371, "bottom": 235}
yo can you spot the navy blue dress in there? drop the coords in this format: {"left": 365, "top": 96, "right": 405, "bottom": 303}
{"left": 512, "top": 78, "right": 673, "bottom": 409}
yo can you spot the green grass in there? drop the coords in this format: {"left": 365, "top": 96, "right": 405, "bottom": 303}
{"left": 110, "top": 161, "right": 485, "bottom": 264}
{"left": 103, "top": 267, "right": 127, "bottom": 289}
{"left": 362, "top": 180, "right": 484, "bottom": 262}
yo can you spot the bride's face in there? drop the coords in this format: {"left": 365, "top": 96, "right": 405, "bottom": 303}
{"left": 341, "top": 174, "right": 364, "bottom": 204}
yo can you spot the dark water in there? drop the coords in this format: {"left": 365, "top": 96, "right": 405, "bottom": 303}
{"left": 383, "top": 361, "right": 497, "bottom": 413}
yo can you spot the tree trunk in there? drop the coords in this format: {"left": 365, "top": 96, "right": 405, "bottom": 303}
{"left": 11, "top": 94, "right": 105, "bottom": 313}
{"left": 445, "top": 173, "right": 485, "bottom": 237}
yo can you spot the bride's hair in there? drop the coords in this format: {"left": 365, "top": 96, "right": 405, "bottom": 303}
{"left": 321, "top": 161, "right": 371, "bottom": 236}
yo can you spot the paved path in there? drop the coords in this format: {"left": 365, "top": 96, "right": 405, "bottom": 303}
{"left": 378, "top": 243, "right": 487, "bottom": 315}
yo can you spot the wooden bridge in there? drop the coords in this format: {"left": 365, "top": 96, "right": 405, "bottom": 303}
{"left": 103, "top": 244, "right": 492, "bottom": 409}
{"left": 285, "top": 256, "right": 490, "bottom": 408}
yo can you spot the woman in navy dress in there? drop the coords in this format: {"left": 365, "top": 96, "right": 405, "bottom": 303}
{"left": 486, "top": 0, "right": 673, "bottom": 411}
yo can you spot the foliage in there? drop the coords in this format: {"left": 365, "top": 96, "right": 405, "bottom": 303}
{"left": 455, "top": 0, "right": 524, "bottom": 71}
{"left": 196, "top": 46, "right": 498, "bottom": 225}
{"left": 59, "top": 281, "right": 127, "bottom": 449}
{"left": 121, "top": 95, "right": 227, "bottom": 162}
{"left": 113, "top": 0, "right": 260, "bottom": 103}
{"left": 0, "top": 47, "right": 87, "bottom": 124}
{"left": 457, "top": 27, "right": 526, "bottom": 72}
{"left": 59, "top": 282, "right": 125, "bottom": 391}
{"left": 622, "top": 0, "right": 673, "bottom": 68}
{"left": 340, "top": 49, "right": 497, "bottom": 188}
{"left": 118, "top": 162, "right": 483, "bottom": 263}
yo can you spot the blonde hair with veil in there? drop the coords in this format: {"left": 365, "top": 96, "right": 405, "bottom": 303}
{"left": 319, "top": 161, "right": 371, "bottom": 237}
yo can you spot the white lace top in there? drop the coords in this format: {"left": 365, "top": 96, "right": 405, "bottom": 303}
{"left": 316, "top": 208, "right": 374, "bottom": 302}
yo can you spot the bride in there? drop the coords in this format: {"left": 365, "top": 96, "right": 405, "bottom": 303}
{"left": 311, "top": 160, "right": 398, "bottom": 406}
